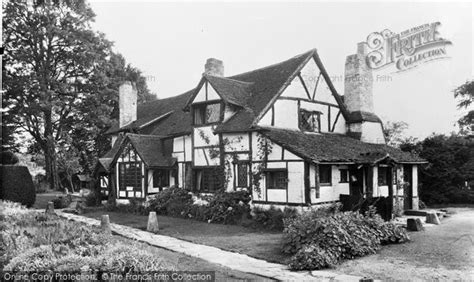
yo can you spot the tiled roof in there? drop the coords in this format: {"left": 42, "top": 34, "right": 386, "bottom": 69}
{"left": 260, "top": 127, "right": 426, "bottom": 164}
{"left": 126, "top": 134, "right": 176, "bottom": 167}
{"left": 216, "top": 50, "right": 317, "bottom": 132}
{"left": 205, "top": 75, "right": 253, "bottom": 108}
{"left": 98, "top": 134, "right": 125, "bottom": 172}
{"left": 105, "top": 90, "right": 193, "bottom": 135}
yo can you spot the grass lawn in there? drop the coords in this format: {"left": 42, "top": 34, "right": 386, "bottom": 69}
{"left": 83, "top": 209, "right": 289, "bottom": 264}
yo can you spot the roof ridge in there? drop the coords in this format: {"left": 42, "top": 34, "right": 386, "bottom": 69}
{"left": 205, "top": 74, "right": 254, "bottom": 86}
{"left": 228, "top": 49, "right": 316, "bottom": 79}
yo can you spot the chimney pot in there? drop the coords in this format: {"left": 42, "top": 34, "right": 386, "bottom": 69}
{"left": 204, "top": 58, "right": 224, "bottom": 76}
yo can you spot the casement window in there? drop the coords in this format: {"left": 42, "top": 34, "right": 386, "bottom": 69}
{"left": 299, "top": 109, "right": 321, "bottom": 132}
{"left": 119, "top": 162, "right": 142, "bottom": 191}
{"left": 153, "top": 169, "right": 170, "bottom": 188}
{"left": 378, "top": 167, "right": 389, "bottom": 186}
{"left": 339, "top": 169, "right": 349, "bottom": 183}
{"left": 100, "top": 176, "right": 108, "bottom": 188}
{"left": 266, "top": 170, "right": 288, "bottom": 190}
{"left": 237, "top": 163, "right": 249, "bottom": 187}
{"left": 319, "top": 165, "right": 332, "bottom": 185}
{"left": 194, "top": 168, "right": 222, "bottom": 192}
{"left": 194, "top": 102, "right": 221, "bottom": 125}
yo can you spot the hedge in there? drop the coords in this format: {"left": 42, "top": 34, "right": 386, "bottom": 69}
{"left": 0, "top": 165, "right": 36, "bottom": 207}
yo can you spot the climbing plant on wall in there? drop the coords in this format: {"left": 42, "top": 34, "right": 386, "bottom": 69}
{"left": 252, "top": 133, "right": 273, "bottom": 196}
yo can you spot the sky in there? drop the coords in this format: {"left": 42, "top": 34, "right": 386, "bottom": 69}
{"left": 89, "top": 1, "right": 473, "bottom": 139}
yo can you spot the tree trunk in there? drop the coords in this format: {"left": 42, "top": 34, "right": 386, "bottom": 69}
{"left": 44, "top": 139, "right": 61, "bottom": 191}
{"left": 43, "top": 108, "right": 61, "bottom": 191}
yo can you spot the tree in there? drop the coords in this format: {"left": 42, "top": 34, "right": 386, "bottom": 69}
{"left": 69, "top": 52, "right": 156, "bottom": 174}
{"left": 400, "top": 134, "right": 474, "bottom": 205}
{"left": 383, "top": 121, "right": 409, "bottom": 147}
{"left": 454, "top": 80, "right": 474, "bottom": 135}
{"left": 3, "top": 0, "right": 112, "bottom": 190}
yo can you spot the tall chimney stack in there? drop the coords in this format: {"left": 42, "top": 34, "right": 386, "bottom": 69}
{"left": 119, "top": 81, "right": 137, "bottom": 128}
{"left": 344, "top": 42, "right": 374, "bottom": 114}
{"left": 344, "top": 42, "right": 385, "bottom": 144}
{"left": 204, "top": 58, "right": 224, "bottom": 76}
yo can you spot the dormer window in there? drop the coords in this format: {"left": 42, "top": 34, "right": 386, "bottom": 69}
{"left": 193, "top": 102, "right": 221, "bottom": 125}
{"left": 299, "top": 109, "right": 321, "bottom": 132}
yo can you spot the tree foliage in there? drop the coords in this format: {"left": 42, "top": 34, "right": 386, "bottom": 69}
{"left": 454, "top": 80, "right": 474, "bottom": 135}
{"left": 3, "top": 0, "right": 156, "bottom": 189}
{"left": 400, "top": 134, "right": 474, "bottom": 204}
{"left": 383, "top": 121, "right": 410, "bottom": 147}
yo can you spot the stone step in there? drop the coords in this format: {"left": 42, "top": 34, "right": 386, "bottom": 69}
{"left": 404, "top": 209, "right": 446, "bottom": 218}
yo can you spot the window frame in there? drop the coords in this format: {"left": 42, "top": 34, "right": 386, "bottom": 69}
{"left": 319, "top": 165, "right": 332, "bottom": 186}
{"left": 265, "top": 169, "right": 288, "bottom": 190}
{"left": 193, "top": 101, "right": 222, "bottom": 125}
{"left": 194, "top": 168, "right": 222, "bottom": 193}
{"left": 339, "top": 169, "right": 349, "bottom": 183}
{"left": 236, "top": 162, "right": 249, "bottom": 188}
{"left": 299, "top": 109, "right": 322, "bottom": 133}
{"left": 378, "top": 166, "right": 389, "bottom": 186}
{"left": 153, "top": 169, "right": 170, "bottom": 188}
{"left": 118, "top": 162, "right": 142, "bottom": 192}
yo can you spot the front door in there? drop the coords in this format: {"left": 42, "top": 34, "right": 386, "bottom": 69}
{"left": 349, "top": 167, "right": 364, "bottom": 197}
{"left": 403, "top": 164, "right": 413, "bottom": 209}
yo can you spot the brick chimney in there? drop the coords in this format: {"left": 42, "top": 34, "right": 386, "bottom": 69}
{"left": 344, "top": 42, "right": 374, "bottom": 114}
{"left": 119, "top": 81, "right": 137, "bottom": 128}
{"left": 204, "top": 58, "right": 224, "bottom": 76}
{"left": 344, "top": 42, "right": 385, "bottom": 144}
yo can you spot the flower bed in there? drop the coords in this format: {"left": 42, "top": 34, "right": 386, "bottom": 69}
{"left": 0, "top": 201, "right": 172, "bottom": 272}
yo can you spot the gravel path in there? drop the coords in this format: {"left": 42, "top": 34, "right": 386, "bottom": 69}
{"left": 334, "top": 207, "right": 474, "bottom": 280}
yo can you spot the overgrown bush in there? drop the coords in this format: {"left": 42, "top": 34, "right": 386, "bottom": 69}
{"left": 0, "top": 165, "right": 36, "bottom": 207}
{"left": 283, "top": 206, "right": 409, "bottom": 270}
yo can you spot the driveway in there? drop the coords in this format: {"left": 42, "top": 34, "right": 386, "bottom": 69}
{"left": 334, "top": 207, "right": 474, "bottom": 280}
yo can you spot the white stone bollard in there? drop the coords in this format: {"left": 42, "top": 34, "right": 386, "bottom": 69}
{"left": 426, "top": 211, "right": 441, "bottom": 225}
{"left": 147, "top": 211, "right": 159, "bottom": 233}
{"left": 101, "top": 214, "right": 112, "bottom": 234}
{"left": 45, "top": 201, "right": 55, "bottom": 215}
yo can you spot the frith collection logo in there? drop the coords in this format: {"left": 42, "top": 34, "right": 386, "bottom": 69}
{"left": 365, "top": 22, "right": 452, "bottom": 72}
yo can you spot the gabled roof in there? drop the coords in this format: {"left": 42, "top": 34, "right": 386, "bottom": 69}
{"left": 98, "top": 134, "right": 125, "bottom": 172}
{"left": 260, "top": 127, "right": 426, "bottom": 164}
{"left": 214, "top": 49, "right": 351, "bottom": 133}
{"left": 125, "top": 134, "right": 176, "bottom": 167}
{"left": 106, "top": 90, "right": 193, "bottom": 135}
{"left": 205, "top": 75, "right": 253, "bottom": 108}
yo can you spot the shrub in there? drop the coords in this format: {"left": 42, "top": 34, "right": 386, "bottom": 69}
{"left": 204, "top": 191, "right": 251, "bottom": 224}
{"left": 0, "top": 151, "right": 19, "bottom": 165}
{"left": 0, "top": 165, "right": 36, "bottom": 207}
{"left": 248, "top": 206, "right": 298, "bottom": 231}
{"left": 283, "top": 207, "right": 409, "bottom": 271}
{"left": 85, "top": 189, "right": 102, "bottom": 207}
{"left": 146, "top": 187, "right": 193, "bottom": 215}
{"left": 52, "top": 194, "right": 72, "bottom": 209}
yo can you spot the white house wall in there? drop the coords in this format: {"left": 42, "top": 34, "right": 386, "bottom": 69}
{"left": 223, "top": 133, "right": 249, "bottom": 152}
{"left": 309, "top": 164, "right": 350, "bottom": 203}
{"left": 287, "top": 162, "right": 305, "bottom": 203}
{"left": 193, "top": 81, "right": 220, "bottom": 103}
{"left": 194, "top": 126, "right": 219, "bottom": 146}
{"left": 273, "top": 100, "right": 299, "bottom": 129}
